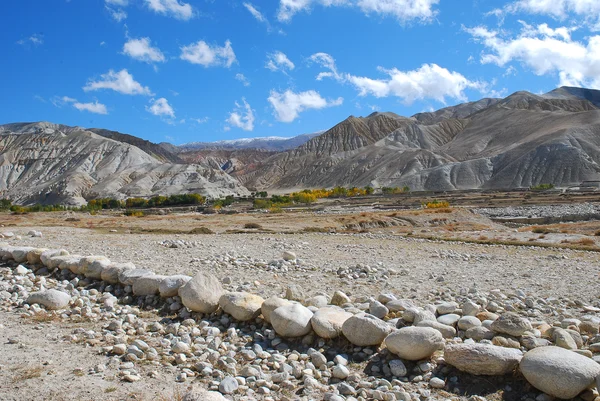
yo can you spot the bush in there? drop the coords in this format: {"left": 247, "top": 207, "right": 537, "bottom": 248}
{"left": 124, "top": 210, "right": 145, "bottom": 217}
{"left": 423, "top": 200, "right": 450, "bottom": 209}
{"left": 530, "top": 183, "right": 555, "bottom": 191}
{"left": 244, "top": 223, "right": 263, "bottom": 229}
{"left": 0, "top": 199, "right": 12, "bottom": 211}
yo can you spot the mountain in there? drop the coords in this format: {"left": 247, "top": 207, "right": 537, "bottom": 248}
{"left": 0, "top": 122, "right": 248, "bottom": 205}
{"left": 88, "top": 128, "right": 183, "bottom": 163}
{"left": 178, "top": 132, "right": 321, "bottom": 152}
{"left": 235, "top": 87, "right": 600, "bottom": 191}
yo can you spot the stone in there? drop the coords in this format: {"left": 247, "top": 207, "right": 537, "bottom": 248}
{"left": 101, "top": 262, "right": 135, "bottom": 284}
{"left": 553, "top": 328, "right": 578, "bottom": 350}
{"left": 520, "top": 346, "right": 600, "bottom": 399}
{"left": 444, "top": 343, "right": 523, "bottom": 376}
{"left": 436, "top": 302, "right": 458, "bottom": 315}
{"left": 178, "top": 272, "right": 223, "bottom": 314}
{"left": 271, "top": 303, "right": 314, "bottom": 337}
{"left": 219, "top": 376, "right": 239, "bottom": 394}
{"left": 437, "top": 314, "right": 461, "bottom": 327}
{"left": 311, "top": 307, "right": 353, "bottom": 339}
{"left": 58, "top": 256, "right": 84, "bottom": 273}
{"left": 282, "top": 251, "right": 297, "bottom": 261}
{"left": 342, "top": 313, "right": 392, "bottom": 346}
{"left": 369, "top": 301, "right": 389, "bottom": 319}
{"left": 490, "top": 312, "right": 532, "bottom": 337}
{"left": 331, "top": 290, "right": 351, "bottom": 306}
{"left": 416, "top": 321, "right": 456, "bottom": 339}
{"left": 465, "top": 326, "right": 495, "bottom": 341}
{"left": 386, "top": 299, "right": 416, "bottom": 312}
{"left": 430, "top": 377, "right": 445, "bottom": 389}
{"left": 305, "top": 295, "right": 329, "bottom": 308}
{"left": 389, "top": 359, "right": 407, "bottom": 377}
{"left": 132, "top": 275, "right": 165, "bottom": 296}
{"left": 183, "top": 387, "right": 228, "bottom": 401}
{"left": 40, "top": 249, "right": 68, "bottom": 267}
{"left": 385, "top": 327, "right": 444, "bottom": 361}
{"left": 159, "top": 275, "right": 191, "bottom": 298}
{"left": 79, "top": 256, "right": 111, "bottom": 280}
{"left": 462, "top": 300, "right": 480, "bottom": 316}
{"left": 261, "top": 296, "right": 293, "bottom": 323}
{"left": 27, "top": 289, "right": 71, "bottom": 310}
{"left": 219, "top": 292, "right": 264, "bottom": 321}
{"left": 15, "top": 265, "right": 28, "bottom": 275}
{"left": 11, "top": 247, "right": 35, "bottom": 263}
{"left": 311, "top": 352, "right": 327, "bottom": 368}
{"left": 333, "top": 365, "right": 349, "bottom": 379}
{"left": 118, "top": 269, "right": 154, "bottom": 286}
{"left": 458, "top": 316, "right": 482, "bottom": 331}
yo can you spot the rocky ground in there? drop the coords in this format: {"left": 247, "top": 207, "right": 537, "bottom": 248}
{"left": 1, "top": 208, "right": 600, "bottom": 401}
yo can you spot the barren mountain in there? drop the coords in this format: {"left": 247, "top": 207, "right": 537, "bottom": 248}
{"left": 178, "top": 132, "right": 320, "bottom": 152}
{"left": 237, "top": 87, "right": 600, "bottom": 191}
{"left": 178, "top": 148, "right": 277, "bottom": 175}
{"left": 0, "top": 122, "right": 248, "bottom": 205}
{"left": 89, "top": 128, "right": 183, "bottom": 163}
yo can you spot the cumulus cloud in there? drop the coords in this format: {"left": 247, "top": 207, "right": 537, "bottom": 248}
{"left": 277, "top": 0, "right": 439, "bottom": 24}
{"left": 180, "top": 40, "right": 236, "bottom": 68}
{"left": 310, "top": 52, "right": 485, "bottom": 103}
{"left": 465, "top": 22, "right": 600, "bottom": 88}
{"left": 146, "top": 97, "right": 175, "bottom": 118}
{"left": 226, "top": 98, "right": 255, "bottom": 131}
{"left": 83, "top": 69, "right": 153, "bottom": 95}
{"left": 266, "top": 51, "right": 295, "bottom": 73}
{"left": 494, "top": 0, "right": 600, "bottom": 24}
{"left": 73, "top": 101, "right": 108, "bottom": 114}
{"left": 268, "top": 89, "right": 343, "bottom": 122}
{"left": 108, "top": 7, "right": 127, "bottom": 21}
{"left": 145, "top": 0, "right": 194, "bottom": 20}
{"left": 52, "top": 96, "right": 108, "bottom": 114}
{"left": 235, "top": 73, "right": 250, "bottom": 86}
{"left": 123, "top": 37, "right": 165, "bottom": 63}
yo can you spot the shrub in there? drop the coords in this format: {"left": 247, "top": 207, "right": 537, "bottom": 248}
{"left": 423, "top": 200, "right": 450, "bottom": 209}
{"left": 244, "top": 223, "right": 263, "bottom": 229}
{"left": 530, "top": 183, "right": 555, "bottom": 191}
{"left": 124, "top": 210, "right": 144, "bottom": 217}
{"left": 531, "top": 226, "right": 550, "bottom": 234}
{"left": 0, "top": 199, "right": 12, "bottom": 211}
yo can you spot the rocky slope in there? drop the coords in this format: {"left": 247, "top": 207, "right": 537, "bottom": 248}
{"left": 0, "top": 122, "right": 248, "bottom": 205}
{"left": 237, "top": 87, "right": 600, "bottom": 191}
{"left": 177, "top": 132, "right": 321, "bottom": 152}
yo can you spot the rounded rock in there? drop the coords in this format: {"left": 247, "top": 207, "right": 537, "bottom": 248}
{"left": 219, "top": 292, "right": 264, "bottom": 321}
{"left": 178, "top": 272, "right": 223, "bottom": 314}
{"left": 342, "top": 313, "right": 392, "bottom": 346}
{"left": 520, "top": 346, "right": 600, "bottom": 399}
{"left": 311, "top": 306, "right": 353, "bottom": 339}
{"left": 490, "top": 312, "right": 533, "bottom": 337}
{"left": 261, "top": 296, "right": 293, "bottom": 323}
{"left": 26, "top": 289, "right": 71, "bottom": 310}
{"left": 159, "top": 275, "right": 191, "bottom": 298}
{"left": 271, "top": 303, "right": 314, "bottom": 338}
{"left": 384, "top": 327, "right": 444, "bottom": 361}
{"left": 444, "top": 343, "right": 523, "bottom": 376}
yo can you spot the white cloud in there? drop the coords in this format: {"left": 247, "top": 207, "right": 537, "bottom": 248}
{"left": 268, "top": 89, "right": 343, "bottom": 122}
{"left": 235, "top": 73, "right": 251, "bottom": 86}
{"left": 226, "top": 99, "right": 255, "bottom": 131}
{"left": 123, "top": 37, "right": 165, "bottom": 63}
{"left": 145, "top": 0, "right": 194, "bottom": 20}
{"left": 107, "top": 7, "right": 127, "bottom": 21}
{"left": 17, "top": 34, "right": 43, "bottom": 46}
{"left": 73, "top": 101, "right": 108, "bottom": 115}
{"left": 498, "top": 0, "right": 600, "bottom": 19}
{"left": 193, "top": 117, "right": 209, "bottom": 124}
{"left": 180, "top": 40, "right": 237, "bottom": 68}
{"left": 266, "top": 51, "right": 295, "bottom": 73}
{"left": 146, "top": 97, "right": 175, "bottom": 118}
{"left": 83, "top": 69, "right": 153, "bottom": 95}
{"left": 466, "top": 23, "right": 600, "bottom": 88}
{"left": 277, "top": 0, "right": 439, "bottom": 24}
{"left": 243, "top": 2, "right": 266, "bottom": 22}
{"left": 310, "top": 52, "right": 484, "bottom": 103}
{"left": 105, "top": 0, "right": 128, "bottom": 5}
{"left": 52, "top": 96, "right": 108, "bottom": 114}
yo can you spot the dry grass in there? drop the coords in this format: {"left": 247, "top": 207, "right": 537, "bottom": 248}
{"left": 11, "top": 364, "right": 44, "bottom": 382}
{"left": 29, "top": 311, "right": 61, "bottom": 323}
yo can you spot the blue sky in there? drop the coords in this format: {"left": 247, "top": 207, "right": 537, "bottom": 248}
{"left": 2, "top": 0, "right": 600, "bottom": 144}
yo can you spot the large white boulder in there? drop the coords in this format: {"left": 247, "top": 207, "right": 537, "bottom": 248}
{"left": 490, "top": 312, "right": 533, "bottom": 337}
{"left": 520, "top": 346, "right": 600, "bottom": 399}
{"left": 178, "top": 272, "right": 223, "bottom": 314}
{"left": 159, "top": 275, "right": 191, "bottom": 297}
{"left": 79, "top": 256, "right": 111, "bottom": 280}
{"left": 219, "top": 292, "right": 265, "bottom": 321}
{"left": 40, "top": 249, "right": 69, "bottom": 268}
{"left": 101, "top": 262, "right": 135, "bottom": 284}
{"left": 261, "top": 296, "right": 293, "bottom": 323}
{"left": 271, "top": 303, "right": 314, "bottom": 337}
{"left": 58, "top": 256, "right": 84, "bottom": 274}
{"left": 385, "top": 327, "right": 444, "bottom": 361}
{"left": 444, "top": 343, "right": 523, "bottom": 375}
{"left": 11, "top": 247, "right": 36, "bottom": 263}
{"left": 118, "top": 268, "right": 154, "bottom": 286}
{"left": 26, "top": 248, "right": 48, "bottom": 265}
{"left": 132, "top": 275, "right": 166, "bottom": 296}
{"left": 27, "top": 289, "right": 71, "bottom": 310}
{"left": 342, "top": 313, "right": 392, "bottom": 346}
{"left": 311, "top": 306, "right": 353, "bottom": 339}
